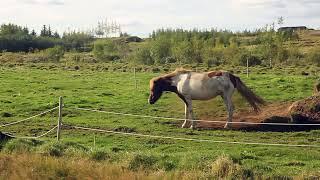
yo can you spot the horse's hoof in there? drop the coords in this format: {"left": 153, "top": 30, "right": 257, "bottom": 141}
{"left": 224, "top": 123, "right": 230, "bottom": 129}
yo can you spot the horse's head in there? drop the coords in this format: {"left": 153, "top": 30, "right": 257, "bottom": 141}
{"left": 148, "top": 77, "right": 164, "bottom": 104}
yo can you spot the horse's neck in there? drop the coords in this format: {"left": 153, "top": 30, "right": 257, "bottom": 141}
{"left": 161, "top": 77, "right": 178, "bottom": 93}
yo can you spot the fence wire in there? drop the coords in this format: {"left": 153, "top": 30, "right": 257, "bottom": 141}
{"left": 68, "top": 124, "right": 320, "bottom": 148}
{"left": 2, "top": 125, "right": 57, "bottom": 139}
{"left": 72, "top": 107, "right": 320, "bottom": 126}
{"left": 0, "top": 106, "right": 59, "bottom": 128}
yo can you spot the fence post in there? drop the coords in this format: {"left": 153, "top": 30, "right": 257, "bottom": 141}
{"left": 57, "top": 96, "right": 63, "bottom": 141}
{"left": 133, "top": 68, "right": 137, "bottom": 90}
{"left": 269, "top": 58, "right": 272, "bottom": 68}
{"left": 246, "top": 57, "right": 249, "bottom": 78}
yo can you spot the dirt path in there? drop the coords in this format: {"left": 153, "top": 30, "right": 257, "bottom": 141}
{"left": 195, "top": 102, "right": 320, "bottom": 131}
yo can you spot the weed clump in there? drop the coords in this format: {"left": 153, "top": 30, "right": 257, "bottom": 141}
{"left": 128, "top": 154, "right": 158, "bottom": 171}
{"left": 38, "top": 141, "right": 88, "bottom": 157}
{"left": 211, "top": 154, "right": 254, "bottom": 179}
{"left": 3, "top": 139, "right": 43, "bottom": 153}
{"left": 89, "top": 148, "right": 110, "bottom": 161}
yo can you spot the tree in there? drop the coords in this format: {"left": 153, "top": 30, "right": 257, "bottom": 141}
{"left": 277, "top": 16, "right": 284, "bottom": 27}
{"left": 53, "top": 31, "right": 60, "bottom": 38}
{"left": 31, "top": 29, "right": 37, "bottom": 36}
{"left": 40, "top": 25, "right": 47, "bottom": 37}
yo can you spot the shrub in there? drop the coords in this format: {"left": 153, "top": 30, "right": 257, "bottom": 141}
{"left": 237, "top": 51, "right": 262, "bottom": 66}
{"left": 44, "top": 45, "right": 64, "bottom": 62}
{"left": 38, "top": 141, "right": 88, "bottom": 157}
{"left": 128, "top": 154, "right": 158, "bottom": 171}
{"left": 277, "top": 46, "right": 289, "bottom": 63}
{"left": 150, "top": 37, "right": 172, "bottom": 64}
{"left": 202, "top": 47, "right": 224, "bottom": 67}
{"left": 211, "top": 155, "right": 254, "bottom": 179}
{"left": 89, "top": 148, "right": 110, "bottom": 161}
{"left": 3, "top": 139, "right": 43, "bottom": 153}
{"left": 306, "top": 46, "right": 320, "bottom": 66}
{"left": 133, "top": 45, "right": 154, "bottom": 65}
{"left": 93, "top": 39, "right": 128, "bottom": 61}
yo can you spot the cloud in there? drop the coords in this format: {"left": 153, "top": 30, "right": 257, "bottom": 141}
{"left": 235, "top": 0, "right": 286, "bottom": 9}
{"left": 19, "top": 0, "right": 64, "bottom": 5}
{"left": 47, "top": 0, "right": 64, "bottom": 5}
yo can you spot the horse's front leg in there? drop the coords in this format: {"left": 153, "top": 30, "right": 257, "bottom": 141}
{"left": 181, "top": 104, "right": 188, "bottom": 128}
{"left": 186, "top": 99, "right": 196, "bottom": 130}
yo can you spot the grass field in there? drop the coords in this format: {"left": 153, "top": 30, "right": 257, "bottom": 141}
{"left": 0, "top": 64, "right": 320, "bottom": 179}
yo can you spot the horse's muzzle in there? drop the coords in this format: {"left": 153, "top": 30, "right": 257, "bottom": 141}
{"left": 148, "top": 99, "right": 155, "bottom": 104}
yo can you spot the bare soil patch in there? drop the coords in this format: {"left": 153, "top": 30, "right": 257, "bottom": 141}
{"left": 195, "top": 100, "right": 320, "bottom": 132}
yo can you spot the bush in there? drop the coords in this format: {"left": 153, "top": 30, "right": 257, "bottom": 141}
{"left": 44, "top": 45, "right": 64, "bottom": 62}
{"left": 202, "top": 47, "right": 224, "bottom": 67}
{"left": 211, "top": 155, "right": 253, "bottom": 179}
{"left": 89, "top": 148, "right": 110, "bottom": 161}
{"left": 93, "top": 39, "right": 128, "bottom": 61}
{"left": 133, "top": 45, "right": 154, "bottom": 65}
{"left": 3, "top": 139, "right": 43, "bottom": 153}
{"left": 277, "top": 46, "right": 289, "bottom": 63}
{"left": 150, "top": 37, "right": 172, "bottom": 64}
{"left": 128, "top": 154, "right": 158, "bottom": 171}
{"left": 38, "top": 141, "right": 88, "bottom": 157}
{"left": 237, "top": 51, "right": 262, "bottom": 66}
{"left": 306, "top": 46, "right": 320, "bottom": 66}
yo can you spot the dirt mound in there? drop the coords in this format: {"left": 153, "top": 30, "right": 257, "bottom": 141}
{"left": 314, "top": 81, "right": 320, "bottom": 95}
{"left": 196, "top": 99, "right": 320, "bottom": 131}
{"left": 289, "top": 95, "right": 320, "bottom": 122}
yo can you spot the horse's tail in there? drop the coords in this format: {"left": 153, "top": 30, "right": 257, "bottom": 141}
{"left": 229, "top": 73, "right": 266, "bottom": 112}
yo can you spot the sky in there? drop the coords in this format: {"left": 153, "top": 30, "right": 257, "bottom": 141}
{"left": 1, "top": 0, "right": 319, "bottom": 37}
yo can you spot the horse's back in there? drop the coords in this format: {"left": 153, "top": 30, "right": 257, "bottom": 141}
{"left": 177, "top": 71, "right": 230, "bottom": 100}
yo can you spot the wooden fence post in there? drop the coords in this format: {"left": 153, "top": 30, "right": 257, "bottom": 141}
{"left": 134, "top": 68, "right": 137, "bottom": 89}
{"left": 246, "top": 57, "right": 249, "bottom": 78}
{"left": 57, "top": 96, "right": 63, "bottom": 141}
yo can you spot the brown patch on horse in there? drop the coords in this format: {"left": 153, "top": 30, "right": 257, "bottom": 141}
{"left": 207, "top": 71, "right": 223, "bottom": 78}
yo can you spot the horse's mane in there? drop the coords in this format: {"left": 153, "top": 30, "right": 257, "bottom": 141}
{"left": 161, "top": 68, "right": 191, "bottom": 79}
{"left": 150, "top": 68, "right": 191, "bottom": 88}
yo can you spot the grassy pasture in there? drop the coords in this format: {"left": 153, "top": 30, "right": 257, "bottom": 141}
{"left": 0, "top": 64, "right": 320, "bottom": 178}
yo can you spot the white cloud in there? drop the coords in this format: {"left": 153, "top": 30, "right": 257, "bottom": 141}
{"left": 19, "top": 0, "right": 65, "bottom": 5}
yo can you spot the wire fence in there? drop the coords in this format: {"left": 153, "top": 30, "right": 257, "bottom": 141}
{"left": 66, "top": 124, "right": 320, "bottom": 148}
{"left": 2, "top": 125, "right": 58, "bottom": 139}
{"left": 1, "top": 98, "right": 320, "bottom": 148}
{"left": 0, "top": 106, "right": 59, "bottom": 139}
{"left": 72, "top": 107, "right": 320, "bottom": 126}
{"left": 0, "top": 106, "right": 59, "bottom": 128}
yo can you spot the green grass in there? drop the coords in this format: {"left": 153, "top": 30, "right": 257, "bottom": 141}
{"left": 0, "top": 64, "right": 319, "bottom": 178}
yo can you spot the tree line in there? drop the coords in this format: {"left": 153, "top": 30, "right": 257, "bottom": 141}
{"left": 1, "top": 22, "right": 319, "bottom": 66}
{"left": 0, "top": 23, "right": 93, "bottom": 52}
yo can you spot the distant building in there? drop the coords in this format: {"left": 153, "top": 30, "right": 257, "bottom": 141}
{"left": 278, "top": 26, "right": 308, "bottom": 32}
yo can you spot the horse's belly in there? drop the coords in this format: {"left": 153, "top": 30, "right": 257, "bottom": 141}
{"left": 190, "top": 89, "right": 219, "bottom": 100}
{"left": 176, "top": 73, "right": 223, "bottom": 100}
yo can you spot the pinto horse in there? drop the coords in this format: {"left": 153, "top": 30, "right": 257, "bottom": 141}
{"left": 148, "top": 68, "right": 265, "bottom": 129}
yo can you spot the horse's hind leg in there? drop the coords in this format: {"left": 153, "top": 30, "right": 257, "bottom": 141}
{"left": 222, "top": 91, "right": 234, "bottom": 129}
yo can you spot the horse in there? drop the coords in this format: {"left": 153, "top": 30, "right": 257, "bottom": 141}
{"left": 148, "top": 68, "right": 265, "bottom": 129}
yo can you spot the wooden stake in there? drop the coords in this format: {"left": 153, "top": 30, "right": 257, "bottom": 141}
{"left": 57, "top": 96, "right": 63, "bottom": 141}
{"left": 134, "top": 68, "right": 137, "bottom": 89}
{"left": 93, "top": 133, "right": 96, "bottom": 147}
{"left": 246, "top": 57, "right": 249, "bottom": 78}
